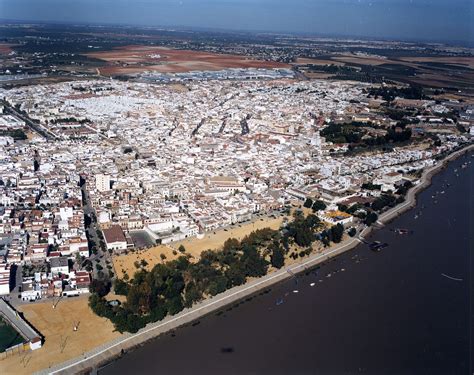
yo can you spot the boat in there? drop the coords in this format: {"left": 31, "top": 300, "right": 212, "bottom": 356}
{"left": 292, "top": 290, "right": 299, "bottom": 293}
{"left": 276, "top": 298, "right": 284, "bottom": 306}
{"left": 341, "top": 268, "right": 346, "bottom": 272}
{"left": 369, "top": 241, "right": 388, "bottom": 252}
{"left": 394, "top": 228, "right": 412, "bottom": 235}
{"left": 310, "top": 282, "right": 316, "bottom": 287}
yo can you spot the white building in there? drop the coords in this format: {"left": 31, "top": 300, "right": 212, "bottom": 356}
{"left": 95, "top": 174, "right": 111, "bottom": 192}
{"left": 50, "top": 257, "right": 69, "bottom": 276}
{"left": 102, "top": 225, "right": 127, "bottom": 252}
{"left": 0, "top": 263, "right": 11, "bottom": 295}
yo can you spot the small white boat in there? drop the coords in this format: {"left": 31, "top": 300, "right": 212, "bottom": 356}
{"left": 341, "top": 268, "right": 346, "bottom": 272}
{"left": 310, "top": 282, "right": 316, "bottom": 287}
{"left": 293, "top": 290, "right": 299, "bottom": 293}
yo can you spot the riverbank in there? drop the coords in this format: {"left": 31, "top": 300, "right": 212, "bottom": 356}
{"left": 35, "top": 143, "right": 473, "bottom": 375}
{"left": 100, "top": 150, "right": 472, "bottom": 375}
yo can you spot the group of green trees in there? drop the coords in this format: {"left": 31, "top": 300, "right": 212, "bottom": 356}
{"left": 320, "top": 122, "right": 365, "bottom": 144}
{"left": 303, "top": 197, "right": 327, "bottom": 212}
{"left": 320, "top": 122, "right": 412, "bottom": 148}
{"left": 89, "top": 213, "right": 350, "bottom": 333}
{"left": 284, "top": 211, "right": 323, "bottom": 248}
{"left": 368, "top": 85, "right": 425, "bottom": 101}
{"left": 0, "top": 129, "right": 27, "bottom": 140}
{"left": 90, "top": 228, "right": 280, "bottom": 333}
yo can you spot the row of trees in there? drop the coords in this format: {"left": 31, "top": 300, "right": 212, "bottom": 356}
{"left": 89, "top": 213, "right": 349, "bottom": 333}
{"left": 368, "top": 85, "right": 425, "bottom": 102}
{"left": 303, "top": 198, "right": 327, "bottom": 212}
{"left": 0, "top": 129, "right": 27, "bottom": 140}
{"left": 90, "top": 228, "right": 279, "bottom": 333}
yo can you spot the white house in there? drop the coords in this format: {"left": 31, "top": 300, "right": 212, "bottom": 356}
{"left": 102, "top": 225, "right": 127, "bottom": 252}
{"left": 50, "top": 257, "right": 69, "bottom": 276}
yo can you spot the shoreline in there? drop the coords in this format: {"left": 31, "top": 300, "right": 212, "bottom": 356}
{"left": 36, "top": 143, "right": 474, "bottom": 375}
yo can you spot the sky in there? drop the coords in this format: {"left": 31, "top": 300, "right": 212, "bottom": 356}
{"left": 0, "top": 0, "right": 472, "bottom": 44}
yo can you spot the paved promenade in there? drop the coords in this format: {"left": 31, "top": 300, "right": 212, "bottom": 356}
{"left": 37, "top": 143, "right": 474, "bottom": 375}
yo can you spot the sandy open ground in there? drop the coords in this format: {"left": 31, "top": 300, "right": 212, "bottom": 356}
{"left": 0, "top": 43, "right": 16, "bottom": 55}
{"left": 397, "top": 56, "right": 474, "bottom": 69}
{"left": 294, "top": 57, "right": 344, "bottom": 66}
{"left": 1, "top": 297, "right": 119, "bottom": 375}
{"left": 113, "top": 215, "right": 287, "bottom": 279}
{"left": 85, "top": 45, "right": 289, "bottom": 75}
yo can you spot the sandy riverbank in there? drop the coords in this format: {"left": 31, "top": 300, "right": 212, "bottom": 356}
{"left": 32, "top": 143, "right": 474, "bottom": 374}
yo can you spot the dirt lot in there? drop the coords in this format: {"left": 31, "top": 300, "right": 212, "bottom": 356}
{"left": 397, "top": 56, "right": 474, "bottom": 69}
{"left": 0, "top": 43, "right": 15, "bottom": 55}
{"left": 85, "top": 45, "right": 289, "bottom": 75}
{"left": 294, "top": 57, "right": 344, "bottom": 66}
{"left": 113, "top": 215, "right": 287, "bottom": 279}
{"left": 331, "top": 54, "right": 392, "bottom": 66}
{"left": 1, "top": 297, "right": 119, "bottom": 375}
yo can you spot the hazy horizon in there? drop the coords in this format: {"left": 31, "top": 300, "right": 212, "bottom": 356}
{"left": 0, "top": 0, "right": 473, "bottom": 45}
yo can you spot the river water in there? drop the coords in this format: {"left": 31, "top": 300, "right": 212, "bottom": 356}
{"left": 100, "top": 152, "right": 473, "bottom": 375}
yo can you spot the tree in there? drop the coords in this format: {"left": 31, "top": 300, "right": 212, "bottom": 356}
{"left": 208, "top": 276, "right": 228, "bottom": 296}
{"left": 270, "top": 246, "right": 285, "bottom": 269}
{"left": 303, "top": 198, "right": 313, "bottom": 208}
{"left": 88, "top": 293, "right": 111, "bottom": 317}
{"left": 294, "top": 227, "right": 313, "bottom": 247}
{"left": 184, "top": 282, "right": 202, "bottom": 308}
{"left": 178, "top": 245, "right": 186, "bottom": 253}
{"left": 241, "top": 244, "right": 268, "bottom": 278}
{"left": 89, "top": 279, "right": 111, "bottom": 297}
{"left": 114, "top": 279, "right": 129, "bottom": 295}
{"left": 160, "top": 253, "right": 167, "bottom": 262}
{"left": 166, "top": 295, "right": 184, "bottom": 315}
{"left": 312, "top": 200, "right": 327, "bottom": 212}
{"left": 225, "top": 263, "right": 246, "bottom": 287}
{"left": 365, "top": 212, "right": 378, "bottom": 226}
{"left": 330, "top": 224, "right": 344, "bottom": 243}
{"left": 348, "top": 227, "right": 357, "bottom": 237}
{"left": 305, "top": 214, "right": 321, "bottom": 229}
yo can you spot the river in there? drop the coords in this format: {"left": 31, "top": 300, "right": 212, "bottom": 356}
{"left": 100, "top": 152, "right": 472, "bottom": 375}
